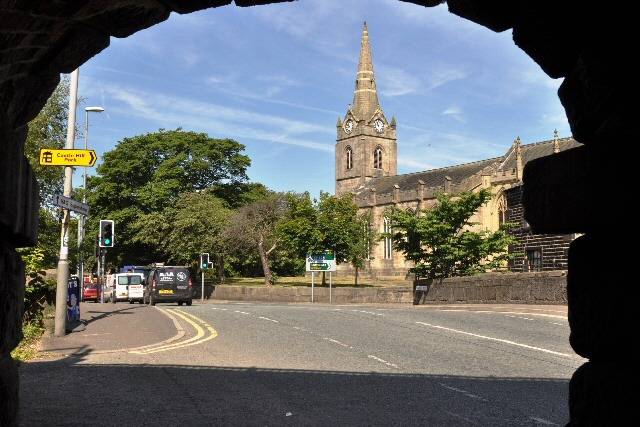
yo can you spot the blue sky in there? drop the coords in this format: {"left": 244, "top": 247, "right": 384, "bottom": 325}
{"left": 76, "top": 0, "right": 569, "bottom": 196}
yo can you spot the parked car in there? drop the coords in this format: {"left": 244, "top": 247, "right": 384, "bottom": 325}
{"left": 144, "top": 266, "right": 193, "bottom": 306}
{"left": 82, "top": 283, "right": 100, "bottom": 302}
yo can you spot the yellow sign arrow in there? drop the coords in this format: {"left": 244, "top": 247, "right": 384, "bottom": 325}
{"left": 39, "top": 149, "right": 97, "bottom": 167}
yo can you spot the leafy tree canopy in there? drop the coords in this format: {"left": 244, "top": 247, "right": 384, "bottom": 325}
{"left": 24, "top": 77, "right": 69, "bottom": 206}
{"left": 85, "top": 129, "right": 251, "bottom": 266}
{"left": 385, "top": 189, "right": 516, "bottom": 280}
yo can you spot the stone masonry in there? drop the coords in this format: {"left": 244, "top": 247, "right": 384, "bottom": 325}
{"left": 0, "top": 0, "right": 633, "bottom": 424}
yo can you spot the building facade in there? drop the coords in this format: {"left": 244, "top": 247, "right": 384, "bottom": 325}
{"left": 335, "top": 24, "right": 579, "bottom": 279}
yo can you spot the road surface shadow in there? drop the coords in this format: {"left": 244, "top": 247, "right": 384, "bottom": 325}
{"left": 19, "top": 357, "right": 568, "bottom": 426}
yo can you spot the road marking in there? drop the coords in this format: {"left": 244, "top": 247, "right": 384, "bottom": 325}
{"left": 439, "top": 383, "right": 487, "bottom": 401}
{"left": 352, "top": 309, "right": 384, "bottom": 316}
{"left": 367, "top": 355, "right": 399, "bottom": 369}
{"left": 415, "top": 322, "right": 575, "bottom": 358}
{"left": 258, "top": 316, "right": 279, "bottom": 323}
{"left": 323, "top": 337, "right": 349, "bottom": 347}
{"left": 530, "top": 416, "right": 557, "bottom": 425}
{"left": 438, "top": 309, "right": 566, "bottom": 320}
{"left": 131, "top": 309, "right": 217, "bottom": 354}
{"left": 549, "top": 322, "right": 564, "bottom": 326}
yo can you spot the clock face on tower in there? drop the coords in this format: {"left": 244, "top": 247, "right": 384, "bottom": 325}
{"left": 344, "top": 119, "right": 354, "bottom": 133}
{"left": 373, "top": 119, "right": 384, "bottom": 133}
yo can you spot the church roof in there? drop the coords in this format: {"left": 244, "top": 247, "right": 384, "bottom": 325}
{"left": 499, "top": 136, "right": 580, "bottom": 171}
{"left": 364, "top": 137, "right": 581, "bottom": 195}
{"left": 366, "top": 157, "right": 500, "bottom": 195}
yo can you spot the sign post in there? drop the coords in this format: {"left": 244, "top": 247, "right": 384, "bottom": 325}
{"left": 306, "top": 251, "right": 337, "bottom": 303}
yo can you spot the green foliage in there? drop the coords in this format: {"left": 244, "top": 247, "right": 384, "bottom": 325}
{"left": 385, "top": 189, "right": 517, "bottom": 280}
{"left": 17, "top": 247, "right": 56, "bottom": 325}
{"left": 277, "top": 192, "right": 371, "bottom": 285}
{"left": 24, "top": 77, "right": 69, "bottom": 207}
{"left": 85, "top": 129, "right": 251, "bottom": 266}
{"left": 11, "top": 322, "right": 46, "bottom": 362}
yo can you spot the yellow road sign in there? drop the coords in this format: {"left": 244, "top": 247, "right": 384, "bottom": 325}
{"left": 39, "top": 149, "right": 97, "bottom": 167}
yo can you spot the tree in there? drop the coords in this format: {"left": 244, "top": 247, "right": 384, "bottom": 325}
{"left": 278, "top": 192, "right": 367, "bottom": 285}
{"left": 385, "top": 189, "right": 516, "bottom": 281}
{"left": 346, "top": 211, "right": 377, "bottom": 287}
{"left": 24, "top": 77, "right": 69, "bottom": 207}
{"left": 223, "top": 194, "right": 285, "bottom": 286}
{"left": 85, "top": 129, "right": 251, "bottom": 265}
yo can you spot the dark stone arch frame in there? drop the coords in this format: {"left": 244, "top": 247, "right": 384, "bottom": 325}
{"left": 0, "top": 1, "right": 631, "bottom": 424}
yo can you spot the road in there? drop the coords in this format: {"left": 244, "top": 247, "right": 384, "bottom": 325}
{"left": 21, "top": 302, "right": 581, "bottom": 426}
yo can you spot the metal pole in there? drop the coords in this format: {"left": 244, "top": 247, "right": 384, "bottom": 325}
{"left": 201, "top": 270, "right": 204, "bottom": 303}
{"left": 311, "top": 272, "right": 314, "bottom": 303}
{"left": 54, "top": 68, "right": 79, "bottom": 337}
{"left": 329, "top": 271, "right": 332, "bottom": 303}
{"left": 98, "top": 249, "right": 103, "bottom": 303}
{"left": 78, "top": 109, "right": 88, "bottom": 300}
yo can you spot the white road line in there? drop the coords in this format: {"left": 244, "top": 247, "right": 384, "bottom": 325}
{"left": 415, "top": 321, "right": 575, "bottom": 358}
{"left": 438, "top": 309, "right": 567, "bottom": 320}
{"left": 530, "top": 416, "right": 557, "bottom": 425}
{"left": 258, "top": 316, "right": 279, "bottom": 323}
{"left": 549, "top": 322, "right": 564, "bottom": 326}
{"left": 323, "top": 337, "right": 349, "bottom": 347}
{"left": 367, "top": 355, "right": 399, "bottom": 368}
{"left": 439, "top": 383, "right": 487, "bottom": 401}
{"left": 352, "top": 310, "right": 384, "bottom": 316}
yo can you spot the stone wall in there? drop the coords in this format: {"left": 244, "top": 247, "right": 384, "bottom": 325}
{"left": 0, "top": 0, "right": 633, "bottom": 424}
{"left": 213, "top": 271, "right": 567, "bottom": 305}
{"left": 414, "top": 271, "right": 567, "bottom": 305}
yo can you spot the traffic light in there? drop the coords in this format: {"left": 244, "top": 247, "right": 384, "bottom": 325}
{"left": 99, "top": 220, "right": 115, "bottom": 248}
{"left": 200, "top": 253, "right": 210, "bottom": 270}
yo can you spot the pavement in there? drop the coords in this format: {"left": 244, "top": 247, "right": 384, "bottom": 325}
{"left": 20, "top": 301, "right": 579, "bottom": 426}
{"left": 40, "top": 302, "right": 179, "bottom": 355}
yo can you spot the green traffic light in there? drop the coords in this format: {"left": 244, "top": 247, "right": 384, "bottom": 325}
{"left": 105, "top": 239, "right": 111, "bottom": 245}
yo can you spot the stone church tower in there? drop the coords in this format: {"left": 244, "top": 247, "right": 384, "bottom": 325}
{"left": 335, "top": 23, "right": 397, "bottom": 195}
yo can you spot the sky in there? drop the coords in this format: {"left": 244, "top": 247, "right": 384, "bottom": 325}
{"left": 76, "top": 0, "right": 570, "bottom": 196}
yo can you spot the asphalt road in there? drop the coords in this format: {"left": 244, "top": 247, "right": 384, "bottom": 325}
{"left": 20, "top": 302, "right": 581, "bottom": 426}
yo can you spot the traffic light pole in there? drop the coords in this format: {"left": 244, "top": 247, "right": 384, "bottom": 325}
{"left": 54, "top": 68, "right": 79, "bottom": 337}
{"left": 201, "top": 270, "right": 205, "bottom": 303}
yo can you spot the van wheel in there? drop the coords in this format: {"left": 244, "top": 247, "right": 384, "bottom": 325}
{"left": 178, "top": 301, "right": 183, "bottom": 306}
{"left": 186, "top": 300, "right": 192, "bottom": 306}
{"left": 129, "top": 300, "right": 134, "bottom": 304}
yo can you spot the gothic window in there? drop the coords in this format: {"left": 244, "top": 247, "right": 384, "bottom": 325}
{"left": 497, "top": 194, "right": 507, "bottom": 226}
{"left": 383, "top": 217, "right": 392, "bottom": 259}
{"left": 374, "top": 146, "right": 383, "bottom": 169}
{"left": 346, "top": 146, "right": 353, "bottom": 170}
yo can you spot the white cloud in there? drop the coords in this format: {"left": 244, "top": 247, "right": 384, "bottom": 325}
{"left": 442, "top": 105, "right": 465, "bottom": 123}
{"left": 103, "top": 84, "right": 334, "bottom": 153}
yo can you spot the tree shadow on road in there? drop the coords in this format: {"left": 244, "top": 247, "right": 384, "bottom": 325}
{"left": 19, "top": 357, "right": 569, "bottom": 426}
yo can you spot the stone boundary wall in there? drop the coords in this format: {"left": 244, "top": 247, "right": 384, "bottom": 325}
{"left": 415, "top": 270, "right": 567, "bottom": 305}
{"left": 212, "top": 271, "right": 567, "bottom": 305}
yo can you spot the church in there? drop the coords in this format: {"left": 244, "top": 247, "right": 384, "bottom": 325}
{"left": 335, "top": 23, "right": 580, "bottom": 279}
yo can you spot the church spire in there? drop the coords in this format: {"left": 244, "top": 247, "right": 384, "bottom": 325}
{"left": 352, "top": 22, "right": 381, "bottom": 120}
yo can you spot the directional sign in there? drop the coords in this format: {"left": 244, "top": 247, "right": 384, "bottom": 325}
{"left": 306, "top": 251, "right": 336, "bottom": 272}
{"left": 39, "top": 148, "right": 97, "bottom": 167}
{"left": 53, "top": 194, "right": 90, "bottom": 216}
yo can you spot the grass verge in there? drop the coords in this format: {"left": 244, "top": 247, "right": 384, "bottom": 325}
{"left": 11, "top": 304, "right": 55, "bottom": 362}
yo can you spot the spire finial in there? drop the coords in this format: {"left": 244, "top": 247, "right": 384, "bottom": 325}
{"left": 553, "top": 129, "right": 560, "bottom": 153}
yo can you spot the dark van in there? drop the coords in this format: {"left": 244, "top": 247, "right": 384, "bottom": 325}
{"left": 144, "top": 266, "right": 193, "bottom": 306}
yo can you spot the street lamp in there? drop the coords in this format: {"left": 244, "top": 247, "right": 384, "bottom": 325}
{"left": 78, "top": 106, "right": 104, "bottom": 299}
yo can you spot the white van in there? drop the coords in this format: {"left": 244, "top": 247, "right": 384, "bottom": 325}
{"left": 111, "top": 273, "right": 145, "bottom": 304}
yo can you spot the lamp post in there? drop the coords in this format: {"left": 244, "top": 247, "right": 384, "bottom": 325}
{"left": 78, "top": 106, "right": 104, "bottom": 301}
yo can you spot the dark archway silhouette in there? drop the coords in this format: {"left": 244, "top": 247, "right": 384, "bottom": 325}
{"left": 0, "top": 1, "right": 631, "bottom": 425}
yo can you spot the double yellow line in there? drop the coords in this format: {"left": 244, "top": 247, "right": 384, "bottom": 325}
{"left": 130, "top": 309, "right": 218, "bottom": 355}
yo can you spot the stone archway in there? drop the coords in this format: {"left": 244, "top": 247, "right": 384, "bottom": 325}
{"left": 0, "top": 1, "right": 632, "bottom": 425}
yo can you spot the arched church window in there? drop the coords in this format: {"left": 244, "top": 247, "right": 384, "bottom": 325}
{"left": 383, "top": 217, "right": 393, "bottom": 259}
{"left": 346, "top": 146, "right": 353, "bottom": 170}
{"left": 374, "top": 146, "right": 383, "bottom": 169}
{"left": 497, "top": 194, "right": 507, "bottom": 226}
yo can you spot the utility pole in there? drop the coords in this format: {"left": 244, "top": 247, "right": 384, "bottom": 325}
{"left": 54, "top": 68, "right": 79, "bottom": 337}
